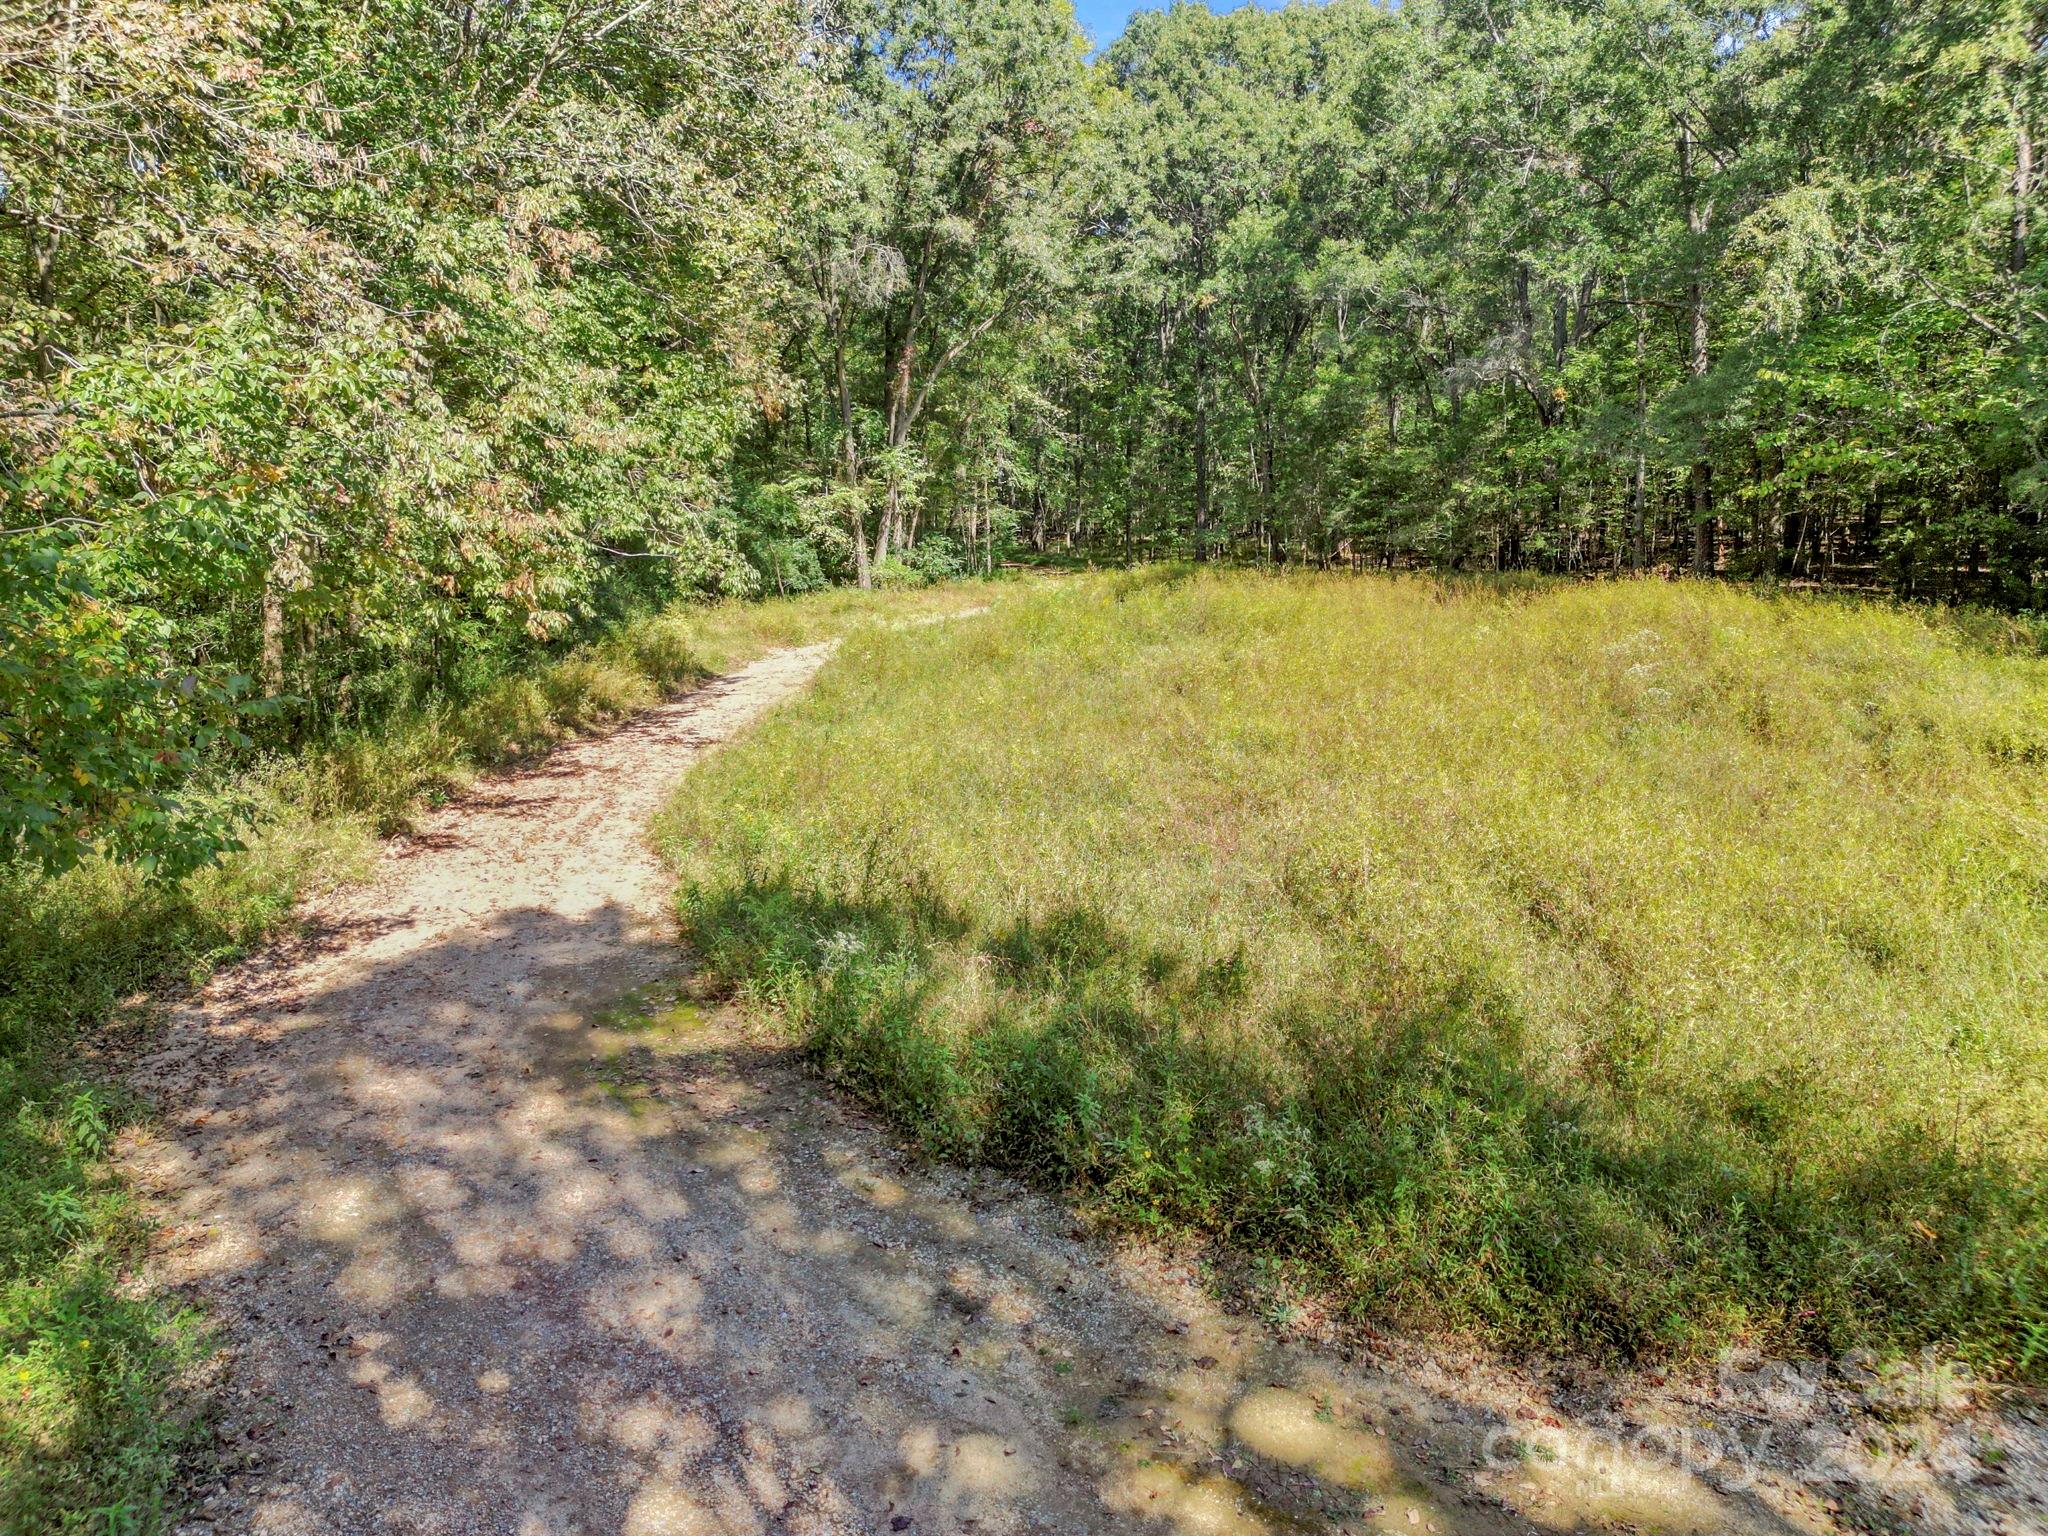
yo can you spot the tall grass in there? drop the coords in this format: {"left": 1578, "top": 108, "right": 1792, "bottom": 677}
{"left": 659, "top": 570, "right": 2048, "bottom": 1372}
{"left": 0, "top": 578, "right": 997, "bottom": 1532}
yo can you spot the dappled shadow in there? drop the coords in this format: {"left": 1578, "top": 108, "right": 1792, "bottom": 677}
{"left": 116, "top": 645, "right": 1819, "bottom": 1536}
{"left": 695, "top": 873, "right": 2046, "bottom": 1371}
{"left": 681, "top": 878, "right": 2039, "bottom": 1534}
{"left": 125, "top": 898, "right": 1816, "bottom": 1535}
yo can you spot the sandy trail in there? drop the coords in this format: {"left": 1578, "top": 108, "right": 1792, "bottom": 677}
{"left": 127, "top": 643, "right": 1825, "bottom": 1536}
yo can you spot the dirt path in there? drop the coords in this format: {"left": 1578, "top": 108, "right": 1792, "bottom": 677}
{"left": 127, "top": 645, "right": 1836, "bottom": 1536}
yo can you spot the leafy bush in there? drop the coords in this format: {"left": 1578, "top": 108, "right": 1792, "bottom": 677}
{"left": 871, "top": 543, "right": 971, "bottom": 589}
{"left": 747, "top": 538, "right": 830, "bottom": 597}
{"left": 0, "top": 537, "right": 255, "bottom": 879}
{"left": 738, "top": 480, "right": 847, "bottom": 595}
{"left": 898, "top": 535, "right": 967, "bottom": 583}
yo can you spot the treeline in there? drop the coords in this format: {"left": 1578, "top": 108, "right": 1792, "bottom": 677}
{"left": 777, "top": 0, "right": 2046, "bottom": 602}
{"left": 4, "top": 0, "right": 2045, "bottom": 869}
{"left": 3, "top": 0, "right": 818, "bottom": 867}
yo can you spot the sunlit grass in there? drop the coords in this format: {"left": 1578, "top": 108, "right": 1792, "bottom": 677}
{"left": 660, "top": 569, "right": 2048, "bottom": 1371}
{"left": 256, "top": 579, "right": 1002, "bottom": 836}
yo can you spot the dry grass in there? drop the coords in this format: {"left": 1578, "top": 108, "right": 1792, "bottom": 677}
{"left": 661, "top": 568, "right": 2048, "bottom": 1372}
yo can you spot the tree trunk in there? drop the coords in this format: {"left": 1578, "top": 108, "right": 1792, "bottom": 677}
{"left": 1247, "top": 396, "right": 1280, "bottom": 563}
{"left": 1690, "top": 463, "right": 1715, "bottom": 574}
{"left": 1629, "top": 299, "right": 1649, "bottom": 570}
{"left": 1191, "top": 242, "right": 1212, "bottom": 562}
{"left": 1680, "top": 122, "right": 1715, "bottom": 576}
{"left": 30, "top": 0, "right": 82, "bottom": 377}
{"left": 261, "top": 547, "right": 293, "bottom": 698}
{"left": 1780, "top": 465, "right": 1806, "bottom": 578}
{"left": 2014, "top": 123, "right": 2033, "bottom": 276}
{"left": 875, "top": 482, "right": 897, "bottom": 571}
{"left": 831, "top": 323, "right": 871, "bottom": 589}
{"left": 873, "top": 272, "right": 925, "bottom": 573}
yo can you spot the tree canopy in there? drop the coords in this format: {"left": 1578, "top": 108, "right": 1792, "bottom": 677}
{"left": 4, "top": 0, "right": 2044, "bottom": 870}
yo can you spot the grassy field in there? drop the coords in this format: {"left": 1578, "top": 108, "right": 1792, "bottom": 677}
{"left": 659, "top": 569, "right": 2048, "bottom": 1373}
{"left": 0, "top": 579, "right": 995, "bottom": 1532}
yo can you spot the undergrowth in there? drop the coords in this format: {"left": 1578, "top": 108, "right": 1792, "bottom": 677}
{"left": 659, "top": 570, "right": 2048, "bottom": 1375}
{"left": 0, "top": 577, "right": 996, "bottom": 1532}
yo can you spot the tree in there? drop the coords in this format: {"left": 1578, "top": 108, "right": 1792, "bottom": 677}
{"left": 1, "top": 0, "right": 819, "bottom": 871}
{"left": 796, "top": 0, "right": 1087, "bottom": 585}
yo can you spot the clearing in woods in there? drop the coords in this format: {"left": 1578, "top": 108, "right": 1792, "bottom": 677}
{"left": 123, "top": 598, "right": 2028, "bottom": 1536}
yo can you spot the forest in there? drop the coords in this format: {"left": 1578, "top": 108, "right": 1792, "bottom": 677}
{"left": 3, "top": 0, "right": 2047, "bottom": 1530}
{"left": 6, "top": 0, "right": 2045, "bottom": 875}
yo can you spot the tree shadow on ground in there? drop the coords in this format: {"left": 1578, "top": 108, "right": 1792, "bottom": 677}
{"left": 121, "top": 891, "right": 1826, "bottom": 1534}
